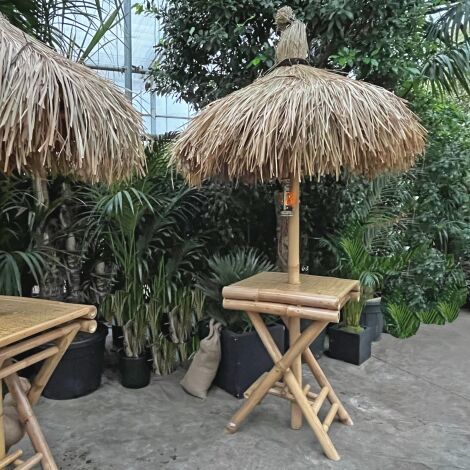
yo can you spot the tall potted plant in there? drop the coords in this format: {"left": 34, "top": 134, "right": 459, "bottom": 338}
{"left": 325, "top": 176, "right": 415, "bottom": 363}
{"left": 198, "top": 248, "right": 285, "bottom": 398}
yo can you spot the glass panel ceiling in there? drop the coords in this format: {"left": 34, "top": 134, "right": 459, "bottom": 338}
{"left": 82, "top": 1, "right": 191, "bottom": 135}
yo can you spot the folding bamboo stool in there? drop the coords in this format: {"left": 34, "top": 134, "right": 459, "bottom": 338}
{"left": 0, "top": 296, "right": 97, "bottom": 470}
{"left": 222, "top": 272, "right": 360, "bottom": 461}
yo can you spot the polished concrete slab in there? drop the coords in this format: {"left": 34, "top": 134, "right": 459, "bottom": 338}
{"left": 14, "top": 309, "right": 470, "bottom": 469}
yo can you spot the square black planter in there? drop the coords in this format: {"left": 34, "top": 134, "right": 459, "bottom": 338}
{"left": 327, "top": 325, "right": 372, "bottom": 365}
{"left": 215, "top": 324, "right": 285, "bottom": 398}
{"left": 360, "top": 298, "right": 383, "bottom": 342}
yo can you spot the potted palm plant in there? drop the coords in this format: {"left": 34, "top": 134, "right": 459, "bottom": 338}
{"left": 325, "top": 176, "right": 416, "bottom": 364}
{"left": 198, "top": 248, "right": 285, "bottom": 398}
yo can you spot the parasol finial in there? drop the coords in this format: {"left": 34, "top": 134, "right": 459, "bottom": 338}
{"left": 275, "top": 6, "right": 309, "bottom": 62}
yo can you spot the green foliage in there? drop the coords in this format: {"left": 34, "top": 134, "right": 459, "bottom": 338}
{"left": 194, "top": 182, "right": 277, "bottom": 260}
{"left": 0, "top": 0, "right": 124, "bottom": 60}
{"left": 342, "top": 299, "right": 364, "bottom": 333}
{"left": 0, "top": 174, "right": 60, "bottom": 295}
{"left": 198, "top": 247, "right": 277, "bottom": 332}
{"left": 386, "top": 284, "right": 467, "bottom": 338}
{"left": 144, "top": 0, "right": 469, "bottom": 107}
{"left": 385, "top": 302, "right": 421, "bottom": 338}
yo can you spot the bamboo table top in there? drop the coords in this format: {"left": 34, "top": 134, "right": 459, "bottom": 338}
{"left": 0, "top": 296, "right": 96, "bottom": 348}
{"left": 222, "top": 272, "right": 360, "bottom": 310}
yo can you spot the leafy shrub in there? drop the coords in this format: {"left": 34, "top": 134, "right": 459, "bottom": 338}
{"left": 197, "top": 247, "right": 277, "bottom": 332}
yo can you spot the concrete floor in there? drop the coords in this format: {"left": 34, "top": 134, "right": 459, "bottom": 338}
{"left": 15, "top": 309, "right": 470, "bottom": 469}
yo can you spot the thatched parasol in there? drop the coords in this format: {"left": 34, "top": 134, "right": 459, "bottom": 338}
{"left": 0, "top": 14, "right": 145, "bottom": 183}
{"left": 172, "top": 5, "right": 426, "bottom": 286}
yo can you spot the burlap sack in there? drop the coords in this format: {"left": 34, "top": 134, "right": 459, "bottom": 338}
{"left": 180, "top": 319, "right": 221, "bottom": 399}
{"left": 3, "top": 376, "right": 31, "bottom": 450}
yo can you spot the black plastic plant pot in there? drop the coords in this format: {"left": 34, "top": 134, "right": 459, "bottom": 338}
{"left": 118, "top": 350, "right": 150, "bottom": 389}
{"left": 215, "top": 324, "right": 285, "bottom": 398}
{"left": 42, "top": 322, "right": 108, "bottom": 400}
{"left": 360, "top": 298, "right": 383, "bottom": 342}
{"left": 112, "top": 324, "right": 124, "bottom": 349}
{"left": 327, "top": 325, "right": 372, "bottom": 366}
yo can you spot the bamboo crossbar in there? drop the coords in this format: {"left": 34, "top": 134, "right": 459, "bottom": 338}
{"left": 0, "top": 322, "right": 85, "bottom": 362}
{"left": 243, "top": 372, "right": 268, "bottom": 399}
{"left": 28, "top": 326, "right": 80, "bottom": 406}
{"left": 267, "top": 385, "right": 318, "bottom": 404}
{"left": 323, "top": 404, "right": 339, "bottom": 432}
{"left": 0, "top": 347, "right": 59, "bottom": 380}
{"left": 14, "top": 453, "right": 43, "bottom": 470}
{"left": 312, "top": 386, "right": 329, "bottom": 413}
{"left": 223, "top": 298, "right": 340, "bottom": 322}
{"left": 302, "top": 348, "right": 353, "bottom": 426}
{"left": 0, "top": 449, "right": 22, "bottom": 468}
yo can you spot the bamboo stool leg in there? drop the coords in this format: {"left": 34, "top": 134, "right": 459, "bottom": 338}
{"left": 288, "top": 316, "right": 302, "bottom": 430}
{"left": 281, "top": 317, "right": 353, "bottom": 425}
{"left": 282, "top": 368, "right": 340, "bottom": 460}
{"left": 3, "top": 372, "right": 58, "bottom": 470}
{"left": 247, "top": 313, "right": 340, "bottom": 461}
{"left": 226, "top": 316, "right": 326, "bottom": 433}
{"left": 28, "top": 326, "right": 80, "bottom": 406}
{"left": 302, "top": 349, "right": 353, "bottom": 425}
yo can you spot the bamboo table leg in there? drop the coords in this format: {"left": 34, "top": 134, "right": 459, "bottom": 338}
{"left": 288, "top": 316, "right": 302, "bottom": 429}
{"left": 226, "top": 316, "right": 326, "bottom": 434}
{"left": 3, "top": 372, "right": 58, "bottom": 470}
{"left": 28, "top": 325, "right": 80, "bottom": 405}
{"left": 227, "top": 312, "right": 349, "bottom": 461}
{"left": 302, "top": 348, "right": 353, "bottom": 425}
{"left": 249, "top": 313, "right": 339, "bottom": 461}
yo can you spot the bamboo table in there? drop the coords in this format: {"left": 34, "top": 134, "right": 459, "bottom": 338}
{"left": 222, "top": 272, "right": 360, "bottom": 461}
{"left": 0, "top": 296, "right": 97, "bottom": 470}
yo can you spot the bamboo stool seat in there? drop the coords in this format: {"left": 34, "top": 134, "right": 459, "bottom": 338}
{"left": 222, "top": 272, "right": 359, "bottom": 461}
{"left": 0, "top": 296, "right": 97, "bottom": 470}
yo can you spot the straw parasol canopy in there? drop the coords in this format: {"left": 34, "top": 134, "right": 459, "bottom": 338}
{"left": 172, "top": 6, "right": 426, "bottom": 185}
{"left": 0, "top": 14, "right": 145, "bottom": 183}
{"left": 172, "top": 5, "right": 427, "bottom": 288}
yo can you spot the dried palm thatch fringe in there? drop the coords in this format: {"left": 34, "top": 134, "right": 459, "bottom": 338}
{"left": 171, "top": 6, "right": 426, "bottom": 185}
{"left": 0, "top": 14, "right": 145, "bottom": 183}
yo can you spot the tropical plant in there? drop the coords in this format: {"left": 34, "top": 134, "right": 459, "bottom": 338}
{"left": 147, "top": 260, "right": 205, "bottom": 375}
{"left": 386, "top": 282, "right": 467, "bottom": 338}
{"left": 198, "top": 247, "right": 277, "bottom": 332}
{"left": 323, "top": 174, "right": 415, "bottom": 331}
{"left": 144, "top": 0, "right": 469, "bottom": 108}
{"left": 0, "top": 0, "right": 123, "bottom": 61}
{"left": 0, "top": 174, "right": 65, "bottom": 296}
{"left": 421, "top": 1, "right": 470, "bottom": 96}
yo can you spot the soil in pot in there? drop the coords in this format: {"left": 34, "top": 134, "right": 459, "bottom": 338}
{"left": 360, "top": 297, "right": 383, "bottom": 342}
{"left": 118, "top": 350, "right": 150, "bottom": 389}
{"left": 215, "top": 324, "right": 285, "bottom": 398}
{"left": 327, "top": 325, "right": 372, "bottom": 365}
{"left": 43, "top": 322, "right": 108, "bottom": 399}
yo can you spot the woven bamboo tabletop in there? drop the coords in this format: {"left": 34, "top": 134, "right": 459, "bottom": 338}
{"left": 0, "top": 296, "right": 96, "bottom": 348}
{"left": 222, "top": 272, "right": 360, "bottom": 310}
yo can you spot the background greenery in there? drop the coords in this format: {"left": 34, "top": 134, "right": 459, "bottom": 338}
{"left": 0, "top": 0, "right": 468, "bottom": 361}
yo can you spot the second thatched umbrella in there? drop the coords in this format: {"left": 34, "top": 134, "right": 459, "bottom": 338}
{"left": 0, "top": 14, "right": 145, "bottom": 184}
{"left": 172, "top": 5, "right": 426, "bottom": 286}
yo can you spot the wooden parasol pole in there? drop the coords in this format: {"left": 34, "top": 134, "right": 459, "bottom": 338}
{"left": 287, "top": 173, "right": 302, "bottom": 429}
{"left": 287, "top": 175, "right": 300, "bottom": 285}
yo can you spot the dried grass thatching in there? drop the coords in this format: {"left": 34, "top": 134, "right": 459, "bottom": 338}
{"left": 172, "top": 6, "right": 426, "bottom": 185}
{"left": 0, "top": 14, "right": 145, "bottom": 183}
